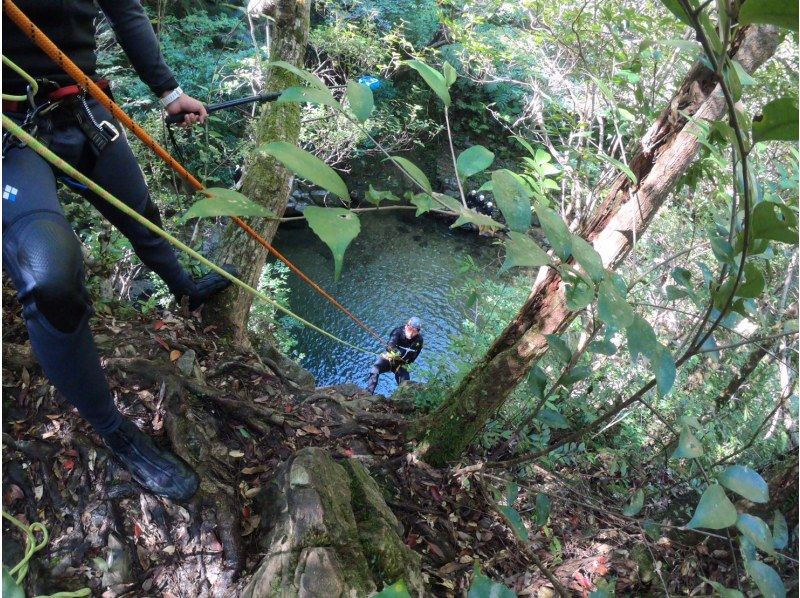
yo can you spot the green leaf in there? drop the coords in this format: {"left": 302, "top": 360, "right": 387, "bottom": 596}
{"left": 453, "top": 208, "right": 504, "bottom": 230}
{"left": 2, "top": 567, "right": 25, "bottom": 598}
{"left": 468, "top": 563, "right": 518, "bottom": 598}
{"left": 736, "top": 514, "right": 776, "bottom": 556}
{"left": 739, "top": 0, "right": 798, "bottom": 32}
{"left": 722, "top": 60, "right": 742, "bottom": 103}
{"left": 666, "top": 285, "right": 689, "bottom": 300}
{"left": 570, "top": 235, "right": 605, "bottom": 281}
{"left": 719, "top": 465, "right": 769, "bottom": 503}
{"left": 303, "top": 207, "right": 360, "bottom": 279}
{"left": 598, "top": 279, "right": 635, "bottom": 328}
{"left": 443, "top": 60, "right": 458, "bottom": 87}
{"left": 627, "top": 315, "right": 659, "bottom": 363}
{"left": 746, "top": 561, "right": 786, "bottom": 598}
{"left": 386, "top": 156, "right": 432, "bottom": 193}
{"left": 686, "top": 484, "right": 737, "bottom": 530}
{"left": 527, "top": 366, "right": 549, "bottom": 399}
{"left": 710, "top": 235, "right": 736, "bottom": 265}
{"left": 534, "top": 205, "right": 572, "bottom": 260}
{"left": 597, "top": 152, "right": 638, "bottom": 185}
{"left": 373, "top": 580, "right": 412, "bottom": 598}
{"left": 410, "top": 193, "right": 432, "bottom": 216}
{"left": 753, "top": 97, "right": 799, "bottom": 143}
{"left": 499, "top": 506, "right": 529, "bottom": 541}
{"left": 403, "top": 60, "right": 451, "bottom": 106}
{"left": 672, "top": 425, "right": 704, "bottom": 459}
{"left": 672, "top": 266, "right": 693, "bottom": 288}
{"left": 538, "top": 408, "right": 570, "bottom": 429}
{"left": 262, "top": 142, "right": 349, "bottom": 201}
{"left": 277, "top": 86, "right": 341, "bottom": 109}
{"left": 506, "top": 481, "right": 519, "bottom": 506}
{"left": 545, "top": 334, "right": 572, "bottom": 362}
{"left": 268, "top": 60, "right": 328, "bottom": 89}
{"left": 751, "top": 201, "right": 798, "bottom": 244}
{"left": 535, "top": 493, "right": 551, "bottom": 525}
{"left": 559, "top": 264, "right": 596, "bottom": 311}
{"left": 492, "top": 170, "right": 531, "bottom": 231}
{"left": 501, "top": 232, "right": 552, "bottom": 272}
{"left": 653, "top": 344, "right": 676, "bottom": 396}
{"left": 659, "top": 0, "right": 693, "bottom": 24}
{"left": 365, "top": 185, "right": 400, "bottom": 205}
{"left": 346, "top": 80, "right": 374, "bottom": 122}
{"left": 561, "top": 365, "right": 592, "bottom": 386}
{"left": 644, "top": 520, "right": 662, "bottom": 541}
{"left": 587, "top": 340, "right": 617, "bottom": 356}
{"left": 731, "top": 59, "right": 757, "bottom": 86}
{"left": 773, "top": 511, "right": 788, "bottom": 550}
{"left": 457, "top": 146, "right": 495, "bottom": 179}
{"left": 702, "top": 578, "right": 745, "bottom": 598}
{"left": 623, "top": 489, "right": 645, "bottom": 516}
{"left": 181, "top": 188, "right": 277, "bottom": 222}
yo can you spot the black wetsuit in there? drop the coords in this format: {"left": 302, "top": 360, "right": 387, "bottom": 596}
{"left": 366, "top": 326, "right": 424, "bottom": 394}
{"left": 2, "top": 1, "right": 195, "bottom": 435}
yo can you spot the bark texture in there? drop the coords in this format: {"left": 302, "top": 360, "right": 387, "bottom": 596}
{"left": 420, "top": 24, "right": 783, "bottom": 466}
{"left": 206, "top": 0, "right": 310, "bottom": 345}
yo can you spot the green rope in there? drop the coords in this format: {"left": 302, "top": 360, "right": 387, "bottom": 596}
{"left": 2, "top": 511, "right": 90, "bottom": 598}
{"left": 2, "top": 56, "right": 39, "bottom": 101}
{"left": 1, "top": 116, "right": 377, "bottom": 356}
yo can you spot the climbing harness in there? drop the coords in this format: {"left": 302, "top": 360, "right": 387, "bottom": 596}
{"left": 2, "top": 510, "right": 91, "bottom": 597}
{"left": 3, "top": 0, "right": 386, "bottom": 347}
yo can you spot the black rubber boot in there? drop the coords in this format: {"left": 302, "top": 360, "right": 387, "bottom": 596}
{"left": 366, "top": 367, "right": 380, "bottom": 394}
{"left": 180, "top": 263, "right": 238, "bottom": 311}
{"left": 102, "top": 419, "right": 199, "bottom": 501}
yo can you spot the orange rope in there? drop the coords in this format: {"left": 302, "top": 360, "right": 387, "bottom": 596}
{"left": 3, "top": 0, "right": 385, "bottom": 346}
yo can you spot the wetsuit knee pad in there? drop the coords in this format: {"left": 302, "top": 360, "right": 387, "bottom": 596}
{"left": 17, "top": 219, "right": 88, "bottom": 333}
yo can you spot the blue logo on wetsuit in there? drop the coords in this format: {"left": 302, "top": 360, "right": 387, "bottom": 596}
{"left": 3, "top": 185, "right": 18, "bottom": 202}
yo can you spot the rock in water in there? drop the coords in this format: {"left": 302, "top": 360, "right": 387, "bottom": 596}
{"left": 242, "top": 447, "right": 423, "bottom": 597}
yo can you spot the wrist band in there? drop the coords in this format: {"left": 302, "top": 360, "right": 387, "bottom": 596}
{"left": 160, "top": 86, "right": 183, "bottom": 108}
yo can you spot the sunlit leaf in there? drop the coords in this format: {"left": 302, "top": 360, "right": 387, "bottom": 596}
{"left": 453, "top": 208, "right": 504, "bottom": 230}
{"left": 736, "top": 514, "right": 776, "bottom": 556}
{"left": 653, "top": 343, "right": 676, "bottom": 396}
{"left": 672, "top": 425, "right": 704, "bottom": 459}
{"left": 304, "top": 207, "right": 360, "bottom": 279}
{"left": 403, "top": 59, "right": 451, "bottom": 106}
{"left": 534, "top": 205, "right": 572, "bottom": 260}
{"left": 570, "top": 235, "right": 605, "bottom": 281}
{"left": 739, "top": 0, "right": 798, "bottom": 32}
{"left": 588, "top": 340, "right": 617, "bottom": 356}
{"left": 560, "top": 264, "right": 595, "bottom": 311}
{"left": 457, "top": 146, "right": 495, "bottom": 179}
{"left": 386, "top": 156, "right": 432, "bottom": 193}
{"left": 773, "top": 511, "right": 788, "bottom": 550}
{"left": 623, "top": 489, "right": 645, "bottom": 516}
{"left": 659, "top": 0, "right": 693, "bottom": 24}
{"left": 753, "top": 97, "right": 799, "bottom": 143}
{"left": 499, "top": 505, "right": 529, "bottom": 541}
{"left": 181, "top": 188, "right": 277, "bottom": 221}
{"left": 501, "top": 232, "right": 552, "bottom": 272}
{"left": 746, "top": 560, "right": 786, "bottom": 598}
{"left": 277, "top": 86, "right": 341, "bottom": 109}
{"left": 751, "top": 201, "right": 798, "bottom": 244}
{"left": 410, "top": 193, "right": 432, "bottom": 216}
{"left": 346, "top": 80, "right": 374, "bottom": 122}
{"left": 492, "top": 170, "right": 530, "bottom": 232}
{"left": 443, "top": 60, "right": 458, "bottom": 87}
{"left": 686, "top": 484, "right": 737, "bottom": 530}
{"left": 262, "top": 142, "right": 349, "bottom": 201}
{"left": 598, "top": 279, "right": 635, "bottom": 328}
{"left": 719, "top": 465, "right": 769, "bottom": 503}
{"left": 365, "top": 185, "right": 400, "bottom": 205}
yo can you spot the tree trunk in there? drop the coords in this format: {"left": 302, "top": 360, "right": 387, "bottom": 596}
{"left": 419, "top": 24, "right": 783, "bottom": 466}
{"left": 205, "top": 0, "right": 311, "bottom": 345}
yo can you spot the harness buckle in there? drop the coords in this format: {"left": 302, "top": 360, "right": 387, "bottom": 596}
{"left": 99, "top": 120, "right": 119, "bottom": 142}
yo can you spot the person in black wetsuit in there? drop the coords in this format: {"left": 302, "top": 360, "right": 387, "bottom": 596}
{"left": 2, "top": 0, "right": 237, "bottom": 501}
{"left": 366, "top": 317, "right": 424, "bottom": 394}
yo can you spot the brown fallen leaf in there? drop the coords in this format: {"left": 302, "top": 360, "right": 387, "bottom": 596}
{"left": 169, "top": 350, "right": 181, "bottom": 362}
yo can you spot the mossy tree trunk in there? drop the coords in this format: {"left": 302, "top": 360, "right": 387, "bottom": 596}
{"left": 206, "top": 0, "right": 310, "bottom": 345}
{"left": 418, "top": 25, "right": 783, "bottom": 466}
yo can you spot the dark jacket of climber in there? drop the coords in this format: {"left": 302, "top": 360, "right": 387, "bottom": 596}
{"left": 366, "top": 318, "right": 424, "bottom": 395}
{"left": 2, "top": 0, "right": 236, "bottom": 501}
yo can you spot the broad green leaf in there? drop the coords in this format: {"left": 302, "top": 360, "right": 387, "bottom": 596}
{"left": 659, "top": 0, "right": 692, "bottom": 24}
{"left": 588, "top": 340, "right": 617, "bottom": 356}
{"left": 346, "top": 80, "right": 374, "bottom": 122}
{"left": 386, "top": 156, "right": 432, "bottom": 193}
{"left": 666, "top": 285, "right": 689, "bottom": 300}
{"left": 702, "top": 578, "right": 745, "bottom": 598}
{"left": 262, "top": 142, "right": 349, "bottom": 201}
{"left": 722, "top": 60, "right": 742, "bottom": 103}
{"left": 410, "top": 193, "right": 432, "bottom": 216}
{"left": 623, "top": 489, "right": 645, "bottom": 516}
{"left": 443, "top": 60, "right": 458, "bottom": 87}
{"left": 545, "top": 334, "right": 572, "bottom": 362}
{"left": 570, "top": 235, "right": 605, "bottom": 281}
{"left": 268, "top": 60, "right": 328, "bottom": 89}
{"left": 627, "top": 315, "right": 659, "bottom": 363}
{"left": 499, "top": 506, "right": 529, "bottom": 541}
{"left": 719, "top": 465, "right": 769, "bottom": 503}
{"left": 559, "top": 264, "right": 595, "bottom": 311}
{"left": 277, "top": 86, "right": 340, "bottom": 110}
{"left": 561, "top": 364, "right": 592, "bottom": 386}
{"left": 304, "top": 207, "right": 360, "bottom": 279}
{"left": 181, "top": 188, "right": 277, "bottom": 222}
{"left": 453, "top": 208, "right": 504, "bottom": 230}
{"left": 739, "top": 0, "right": 798, "bottom": 32}
{"left": 538, "top": 408, "right": 570, "bottom": 429}
{"left": 2, "top": 567, "right": 24, "bottom": 598}
{"left": 534, "top": 205, "right": 572, "bottom": 260}
{"left": 710, "top": 235, "right": 736, "bottom": 264}
{"left": 506, "top": 481, "right": 519, "bottom": 506}
{"left": 680, "top": 415, "right": 702, "bottom": 430}
{"left": 746, "top": 561, "right": 786, "bottom": 598}
{"left": 686, "top": 484, "right": 737, "bottom": 530}
{"left": 751, "top": 201, "right": 798, "bottom": 244}
{"left": 653, "top": 344, "right": 676, "bottom": 396}
{"left": 740, "top": 536, "right": 758, "bottom": 563}
{"left": 468, "top": 564, "right": 517, "bottom": 598}
{"left": 432, "top": 192, "right": 462, "bottom": 213}
{"left": 373, "top": 580, "right": 412, "bottom": 598}
{"left": 731, "top": 59, "right": 757, "bottom": 86}
{"left": 535, "top": 493, "right": 551, "bottom": 526}
{"left": 492, "top": 170, "right": 531, "bottom": 232}
{"left": 597, "top": 152, "right": 637, "bottom": 185}
{"left": 365, "top": 185, "right": 400, "bottom": 205}
{"left": 736, "top": 514, "right": 776, "bottom": 556}
{"left": 672, "top": 425, "right": 704, "bottom": 459}
{"left": 772, "top": 511, "right": 788, "bottom": 550}
{"left": 527, "top": 366, "right": 548, "bottom": 399}
{"left": 644, "top": 520, "right": 662, "bottom": 541}
{"left": 753, "top": 97, "right": 799, "bottom": 143}
{"left": 589, "top": 580, "right": 615, "bottom": 598}
{"left": 457, "top": 146, "right": 495, "bottom": 179}
{"left": 403, "top": 60, "right": 451, "bottom": 106}
{"left": 501, "top": 232, "right": 551, "bottom": 272}
{"left": 598, "top": 279, "right": 635, "bottom": 328}
{"left": 672, "top": 267, "right": 693, "bottom": 288}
